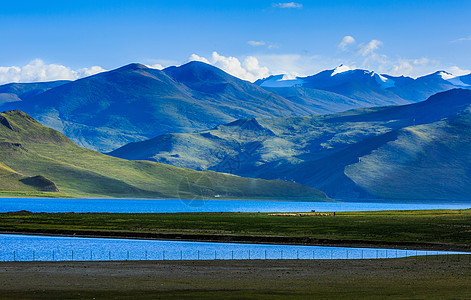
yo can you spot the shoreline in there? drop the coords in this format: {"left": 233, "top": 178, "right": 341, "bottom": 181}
{"left": 2, "top": 229, "right": 470, "bottom": 252}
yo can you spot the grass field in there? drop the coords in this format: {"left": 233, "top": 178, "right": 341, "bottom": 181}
{"left": 1, "top": 209, "right": 470, "bottom": 248}
{"left": 0, "top": 191, "right": 74, "bottom": 198}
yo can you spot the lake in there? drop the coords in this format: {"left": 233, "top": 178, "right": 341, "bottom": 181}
{"left": 1, "top": 198, "right": 471, "bottom": 213}
{"left": 0, "top": 234, "right": 467, "bottom": 262}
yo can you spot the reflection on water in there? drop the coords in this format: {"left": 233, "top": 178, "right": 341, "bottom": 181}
{"left": 0, "top": 234, "right": 467, "bottom": 262}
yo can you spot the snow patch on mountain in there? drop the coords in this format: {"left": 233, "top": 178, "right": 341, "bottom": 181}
{"left": 438, "top": 71, "right": 456, "bottom": 80}
{"left": 258, "top": 75, "right": 305, "bottom": 88}
{"left": 331, "top": 64, "right": 352, "bottom": 76}
{"left": 435, "top": 71, "right": 470, "bottom": 87}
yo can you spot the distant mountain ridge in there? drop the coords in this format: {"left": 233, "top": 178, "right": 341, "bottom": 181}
{"left": 0, "top": 80, "right": 69, "bottom": 105}
{"left": 110, "top": 89, "right": 471, "bottom": 200}
{"left": 0, "top": 62, "right": 469, "bottom": 152}
{"left": 255, "top": 66, "right": 471, "bottom": 115}
{"left": 0, "top": 62, "right": 320, "bottom": 152}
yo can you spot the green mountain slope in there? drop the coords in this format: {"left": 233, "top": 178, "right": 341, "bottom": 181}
{"left": 0, "top": 110, "right": 328, "bottom": 201}
{"left": 345, "top": 113, "right": 471, "bottom": 199}
{"left": 110, "top": 89, "right": 471, "bottom": 200}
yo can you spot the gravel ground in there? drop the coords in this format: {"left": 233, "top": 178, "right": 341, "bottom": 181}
{"left": 0, "top": 257, "right": 470, "bottom": 299}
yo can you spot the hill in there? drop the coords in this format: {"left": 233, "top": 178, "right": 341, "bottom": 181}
{"left": 0, "top": 110, "right": 327, "bottom": 201}
{"left": 110, "top": 89, "right": 471, "bottom": 200}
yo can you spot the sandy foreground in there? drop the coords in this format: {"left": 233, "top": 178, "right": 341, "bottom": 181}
{"left": 0, "top": 258, "right": 470, "bottom": 299}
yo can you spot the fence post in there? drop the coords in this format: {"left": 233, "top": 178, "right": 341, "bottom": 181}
{"left": 109, "top": 250, "right": 111, "bottom": 261}
{"left": 180, "top": 250, "right": 183, "bottom": 260}
{"left": 231, "top": 250, "right": 234, "bottom": 260}
{"left": 296, "top": 250, "right": 299, "bottom": 260}
{"left": 265, "top": 250, "right": 267, "bottom": 260}
{"left": 376, "top": 250, "right": 378, "bottom": 259}
{"left": 197, "top": 250, "right": 199, "bottom": 260}
{"left": 71, "top": 250, "right": 74, "bottom": 261}
{"left": 13, "top": 251, "right": 15, "bottom": 262}
{"left": 281, "top": 250, "right": 283, "bottom": 259}
{"left": 214, "top": 250, "right": 217, "bottom": 260}
{"left": 331, "top": 249, "right": 333, "bottom": 259}
{"left": 52, "top": 250, "right": 55, "bottom": 261}
{"left": 313, "top": 250, "right": 315, "bottom": 260}
{"left": 33, "top": 250, "right": 35, "bottom": 261}
{"left": 361, "top": 250, "right": 364, "bottom": 259}
{"left": 90, "top": 250, "right": 93, "bottom": 261}
{"left": 145, "top": 250, "right": 148, "bottom": 261}
{"left": 127, "top": 250, "right": 130, "bottom": 261}
{"left": 248, "top": 250, "right": 250, "bottom": 260}
{"left": 163, "top": 250, "right": 165, "bottom": 261}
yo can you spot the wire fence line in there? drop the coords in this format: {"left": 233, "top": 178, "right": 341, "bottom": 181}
{"left": 1, "top": 248, "right": 470, "bottom": 262}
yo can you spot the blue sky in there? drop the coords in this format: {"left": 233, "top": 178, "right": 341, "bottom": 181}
{"left": 1, "top": 0, "right": 470, "bottom": 83}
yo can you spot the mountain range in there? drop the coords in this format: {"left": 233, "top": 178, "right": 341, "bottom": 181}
{"left": 110, "top": 89, "right": 471, "bottom": 200}
{"left": 1, "top": 62, "right": 469, "bottom": 153}
{"left": 0, "top": 62, "right": 316, "bottom": 152}
{"left": 0, "top": 110, "right": 327, "bottom": 200}
{"left": 255, "top": 66, "right": 471, "bottom": 114}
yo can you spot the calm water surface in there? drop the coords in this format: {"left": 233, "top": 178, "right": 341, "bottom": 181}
{"left": 0, "top": 234, "right": 467, "bottom": 262}
{"left": 1, "top": 198, "right": 470, "bottom": 213}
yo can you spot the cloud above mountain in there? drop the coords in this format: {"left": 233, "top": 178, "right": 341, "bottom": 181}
{"left": 0, "top": 59, "right": 106, "bottom": 84}
{"left": 338, "top": 36, "right": 356, "bottom": 50}
{"left": 358, "top": 40, "right": 383, "bottom": 56}
{"left": 189, "top": 52, "right": 269, "bottom": 82}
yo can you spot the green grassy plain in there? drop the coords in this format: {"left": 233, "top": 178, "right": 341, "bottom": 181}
{"left": 1, "top": 209, "right": 470, "bottom": 247}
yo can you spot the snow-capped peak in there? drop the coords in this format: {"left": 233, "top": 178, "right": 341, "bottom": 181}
{"left": 437, "top": 71, "right": 456, "bottom": 80}
{"left": 331, "top": 64, "right": 352, "bottom": 76}
{"left": 434, "top": 71, "right": 469, "bottom": 86}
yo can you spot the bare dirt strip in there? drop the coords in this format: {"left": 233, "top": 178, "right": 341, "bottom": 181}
{"left": 0, "top": 258, "right": 470, "bottom": 299}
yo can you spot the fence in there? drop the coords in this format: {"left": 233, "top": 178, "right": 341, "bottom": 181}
{"left": 1, "top": 248, "right": 470, "bottom": 262}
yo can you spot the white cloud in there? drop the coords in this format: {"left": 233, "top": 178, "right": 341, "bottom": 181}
{"left": 188, "top": 52, "right": 270, "bottom": 82}
{"left": 448, "top": 66, "right": 471, "bottom": 76}
{"left": 357, "top": 40, "right": 383, "bottom": 56}
{"left": 451, "top": 36, "right": 471, "bottom": 43}
{"left": 338, "top": 36, "right": 356, "bottom": 50}
{"left": 147, "top": 63, "right": 164, "bottom": 70}
{"left": 76, "top": 66, "right": 107, "bottom": 78}
{"left": 273, "top": 2, "right": 303, "bottom": 8}
{"left": 188, "top": 54, "right": 210, "bottom": 64}
{"left": 0, "top": 59, "right": 106, "bottom": 85}
{"left": 255, "top": 54, "right": 336, "bottom": 78}
{"left": 247, "top": 41, "right": 266, "bottom": 47}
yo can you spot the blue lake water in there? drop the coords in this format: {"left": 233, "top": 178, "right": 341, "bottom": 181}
{"left": 1, "top": 198, "right": 471, "bottom": 213}
{"left": 0, "top": 234, "right": 467, "bottom": 262}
